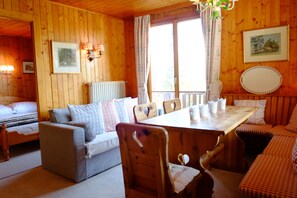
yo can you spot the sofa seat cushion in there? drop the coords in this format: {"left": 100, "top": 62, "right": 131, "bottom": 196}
{"left": 239, "top": 154, "right": 297, "bottom": 198}
{"left": 85, "top": 131, "right": 119, "bottom": 158}
{"left": 236, "top": 124, "right": 273, "bottom": 135}
{"left": 269, "top": 125, "right": 297, "bottom": 137}
{"left": 263, "top": 136, "right": 296, "bottom": 158}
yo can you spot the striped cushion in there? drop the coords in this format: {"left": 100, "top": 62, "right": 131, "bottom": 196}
{"left": 269, "top": 125, "right": 297, "bottom": 137}
{"left": 286, "top": 104, "right": 297, "bottom": 133}
{"left": 293, "top": 139, "right": 297, "bottom": 172}
{"left": 239, "top": 154, "right": 297, "bottom": 198}
{"left": 236, "top": 124, "right": 273, "bottom": 135}
{"left": 263, "top": 136, "right": 296, "bottom": 159}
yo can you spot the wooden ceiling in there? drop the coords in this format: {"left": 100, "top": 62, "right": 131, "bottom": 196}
{"left": 51, "top": 0, "right": 192, "bottom": 18}
{"left": 0, "top": 17, "right": 31, "bottom": 38}
{"left": 0, "top": 0, "right": 192, "bottom": 38}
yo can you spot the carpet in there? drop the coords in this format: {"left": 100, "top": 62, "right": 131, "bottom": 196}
{"left": 0, "top": 140, "right": 41, "bottom": 180}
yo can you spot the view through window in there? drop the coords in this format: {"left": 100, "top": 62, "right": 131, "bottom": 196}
{"left": 150, "top": 18, "right": 206, "bottom": 110}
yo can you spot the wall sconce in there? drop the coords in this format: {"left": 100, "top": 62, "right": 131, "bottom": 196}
{"left": 0, "top": 65, "right": 14, "bottom": 75}
{"left": 85, "top": 43, "right": 104, "bottom": 62}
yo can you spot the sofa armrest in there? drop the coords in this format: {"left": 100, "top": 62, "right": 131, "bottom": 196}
{"left": 39, "top": 121, "right": 87, "bottom": 182}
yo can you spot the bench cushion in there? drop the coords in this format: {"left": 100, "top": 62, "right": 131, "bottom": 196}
{"left": 236, "top": 124, "right": 273, "bottom": 135}
{"left": 269, "top": 125, "right": 297, "bottom": 137}
{"left": 263, "top": 136, "right": 296, "bottom": 158}
{"left": 239, "top": 154, "right": 297, "bottom": 198}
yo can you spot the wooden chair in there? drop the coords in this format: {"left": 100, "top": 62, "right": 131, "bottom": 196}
{"left": 116, "top": 123, "right": 203, "bottom": 198}
{"left": 163, "top": 98, "right": 181, "bottom": 114}
{"left": 133, "top": 102, "right": 158, "bottom": 122}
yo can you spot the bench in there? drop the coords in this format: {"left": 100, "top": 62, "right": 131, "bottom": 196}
{"left": 221, "top": 94, "right": 297, "bottom": 197}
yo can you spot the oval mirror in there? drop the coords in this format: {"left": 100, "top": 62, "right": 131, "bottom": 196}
{"left": 240, "top": 66, "right": 282, "bottom": 95}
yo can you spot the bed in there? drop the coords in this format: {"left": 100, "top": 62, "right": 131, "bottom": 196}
{"left": 0, "top": 96, "right": 39, "bottom": 161}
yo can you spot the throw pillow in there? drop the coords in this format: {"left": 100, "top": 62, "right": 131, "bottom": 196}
{"left": 286, "top": 104, "right": 297, "bottom": 133}
{"left": 49, "top": 108, "right": 71, "bottom": 123}
{"left": 101, "top": 100, "right": 120, "bottom": 132}
{"left": 234, "top": 100, "right": 266, "bottom": 125}
{"left": 67, "top": 103, "right": 105, "bottom": 135}
{"left": 127, "top": 98, "right": 138, "bottom": 123}
{"left": 293, "top": 138, "right": 297, "bottom": 172}
{"left": 114, "top": 97, "right": 131, "bottom": 123}
{"left": 7, "top": 101, "right": 37, "bottom": 114}
{"left": 67, "top": 121, "right": 96, "bottom": 142}
{"left": 0, "top": 105, "right": 14, "bottom": 116}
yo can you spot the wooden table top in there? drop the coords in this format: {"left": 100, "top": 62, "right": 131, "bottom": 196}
{"left": 138, "top": 106, "right": 257, "bottom": 135}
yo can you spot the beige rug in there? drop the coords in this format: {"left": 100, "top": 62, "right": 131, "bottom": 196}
{"left": 0, "top": 141, "right": 41, "bottom": 180}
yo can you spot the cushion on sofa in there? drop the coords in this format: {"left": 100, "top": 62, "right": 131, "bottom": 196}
{"left": 85, "top": 131, "right": 119, "bottom": 158}
{"left": 0, "top": 105, "right": 14, "bottom": 116}
{"left": 114, "top": 97, "right": 131, "bottom": 123}
{"left": 101, "top": 100, "right": 120, "bottom": 132}
{"left": 286, "top": 104, "right": 297, "bottom": 133}
{"left": 234, "top": 100, "right": 266, "bottom": 125}
{"left": 269, "top": 125, "right": 297, "bottom": 137}
{"left": 49, "top": 108, "right": 71, "bottom": 124}
{"left": 293, "top": 138, "right": 297, "bottom": 172}
{"left": 67, "top": 121, "right": 96, "bottom": 141}
{"left": 68, "top": 103, "right": 105, "bottom": 135}
{"left": 127, "top": 98, "right": 138, "bottom": 123}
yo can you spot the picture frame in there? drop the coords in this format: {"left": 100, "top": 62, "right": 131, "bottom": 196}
{"left": 51, "top": 41, "right": 81, "bottom": 73}
{"left": 22, "top": 61, "right": 34, "bottom": 74}
{"left": 243, "top": 26, "right": 289, "bottom": 63}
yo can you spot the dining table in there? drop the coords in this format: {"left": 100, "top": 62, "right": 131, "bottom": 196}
{"left": 138, "top": 105, "right": 257, "bottom": 172}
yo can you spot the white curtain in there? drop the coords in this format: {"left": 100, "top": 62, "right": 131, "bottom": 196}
{"left": 201, "top": 10, "right": 223, "bottom": 101}
{"left": 134, "top": 15, "right": 150, "bottom": 104}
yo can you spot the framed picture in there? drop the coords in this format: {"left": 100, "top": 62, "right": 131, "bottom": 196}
{"left": 23, "top": 61, "right": 34, "bottom": 73}
{"left": 243, "top": 26, "right": 289, "bottom": 63}
{"left": 52, "top": 41, "right": 81, "bottom": 73}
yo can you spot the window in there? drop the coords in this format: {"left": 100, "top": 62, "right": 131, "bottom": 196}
{"left": 150, "top": 18, "right": 206, "bottom": 109}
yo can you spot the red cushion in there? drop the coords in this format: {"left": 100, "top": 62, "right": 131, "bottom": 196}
{"left": 239, "top": 154, "right": 297, "bottom": 197}
{"left": 263, "top": 136, "right": 295, "bottom": 158}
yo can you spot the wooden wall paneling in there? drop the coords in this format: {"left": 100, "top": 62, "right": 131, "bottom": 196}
{"left": 124, "top": 17, "right": 137, "bottom": 98}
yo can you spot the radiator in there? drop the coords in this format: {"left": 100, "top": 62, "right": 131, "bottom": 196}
{"left": 89, "top": 81, "right": 126, "bottom": 103}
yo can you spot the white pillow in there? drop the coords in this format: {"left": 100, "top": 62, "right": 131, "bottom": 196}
{"left": 7, "top": 101, "right": 37, "bottom": 114}
{"left": 0, "top": 105, "right": 14, "bottom": 116}
{"left": 67, "top": 103, "right": 105, "bottom": 135}
{"left": 127, "top": 98, "right": 138, "bottom": 123}
{"left": 234, "top": 100, "right": 266, "bottom": 125}
{"left": 114, "top": 97, "right": 131, "bottom": 123}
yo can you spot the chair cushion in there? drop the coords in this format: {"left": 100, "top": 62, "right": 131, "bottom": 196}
{"left": 236, "top": 124, "right": 273, "bottom": 135}
{"left": 293, "top": 138, "right": 297, "bottom": 172}
{"left": 234, "top": 100, "right": 266, "bottom": 125}
{"left": 85, "top": 131, "right": 119, "bottom": 158}
{"left": 169, "top": 163, "right": 200, "bottom": 193}
{"left": 269, "top": 125, "right": 297, "bottom": 137}
{"left": 101, "top": 100, "right": 120, "bottom": 132}
{"left": 68, "top": 103, "right": 105, "bottom": 135}
{"left": 239, "top": 154, "right": 297, "bottom": 198}
{"left": 263, "top": 136, "right": 296, "bottom": 158}
{"left": 286, "top": 104, "right": 297, "bottom": 133}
